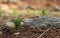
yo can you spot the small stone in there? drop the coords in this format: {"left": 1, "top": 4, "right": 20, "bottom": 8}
{"left": 0, "top": 31, "right": 2, "bottom": 35}
{"left": 13, "top": 32, "right": 20, "bottom": 35}
{"left": 53, "top": 5, "right": 60, "bottom": 11}
{"left": 6, "top": 22, "right": 15, "bottom": 28}
{"left": 21, "top": 22, "right": 24, "bottom": 25}
{"left": 23, "top": 18, "right": 33, "bottom": 23}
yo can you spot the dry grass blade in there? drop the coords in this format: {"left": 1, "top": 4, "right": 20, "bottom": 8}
{"left": 37, "top": 27, "right": 52, "bottom": 38}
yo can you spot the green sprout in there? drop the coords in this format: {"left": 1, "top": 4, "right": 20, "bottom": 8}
{"left": 41, "top": 9, "right": 46, "bottom": 16}
{"left": 12, "top": 9, "right": 19, "bottom": 16}
{"left": 13, "top": 18, "right": 22, "bottom": 30}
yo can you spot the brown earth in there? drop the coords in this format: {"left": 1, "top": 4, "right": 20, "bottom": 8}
{"left": 41, "top": 27, "right": 60, "bottom": 38}
{"left": 0, "top": 24, "right": 60, "bottom": 38}
{"left": 0, "top": 15, "right": 60, "bottom": 38}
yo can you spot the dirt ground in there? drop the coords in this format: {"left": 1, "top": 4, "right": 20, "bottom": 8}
{"left": 0, "top": 24, "right": 60, "bottom": 38}
{"left": 41, "top": 27, "right": 60, "bottom": 38}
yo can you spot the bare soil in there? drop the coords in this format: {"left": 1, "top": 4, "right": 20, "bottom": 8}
{"left": 0, "top": 24, "right": 45, "bottom": 38}
{"left": 0, "top": 24, "right": 60, "bottom": 38}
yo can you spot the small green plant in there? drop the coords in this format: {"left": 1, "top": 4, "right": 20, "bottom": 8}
{"left": 41, "top": 9, "right": 46, "bottom": 16}
{"left": 12, "top": 9, "right": 19, "bottom": 16}
{"left": 13, "top": 18, "right": 22, "bottom": 30}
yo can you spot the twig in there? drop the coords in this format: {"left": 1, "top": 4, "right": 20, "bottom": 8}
{"left": 37, "top": 27, "right": 52, "bottom": 38}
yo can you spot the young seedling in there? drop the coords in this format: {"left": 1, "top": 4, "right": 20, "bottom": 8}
{"left": 13, "top": 18, "right": 22, "bottom": 30}
{"left": 12, "top": 9, "right": 19, "bottom": 16}
{"left": 13, "top": 18, "right": 22, "bottom": 38}
{"left": 41, "top": 9, "right": 46, "bottom": 16}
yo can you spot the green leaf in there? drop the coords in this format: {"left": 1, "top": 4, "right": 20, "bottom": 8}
{"left": 13, "top": 18, "right": 22, "bottom": 30}
{"left": 41, "top": 9, "right": 46, "bottom": 16}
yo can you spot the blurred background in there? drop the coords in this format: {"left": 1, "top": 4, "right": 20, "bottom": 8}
{"left": 0, "top": 0, "right": 60, "bottom": 17}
